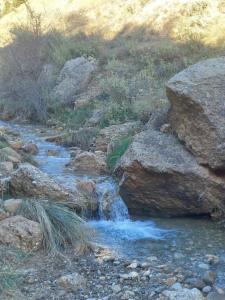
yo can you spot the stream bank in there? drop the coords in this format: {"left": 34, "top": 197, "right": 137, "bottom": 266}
{"left": 0, "top": 120, "right": 225, "bottom": 299}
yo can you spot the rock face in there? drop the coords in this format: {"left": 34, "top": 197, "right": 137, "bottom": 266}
{"left": 166, "top": 57, "right": 225, "bottom": 171}
{"left": 67, "top": 151, "right": 108, "bottom": 175}
{"left": 52, "top": 57, "right": 96, "bottom": 104}
{"left": 115, "top": 129, "right": 225, "bottom": 217}
{"left": 95, "top": 122, "right": 141, "bottom": 152}
{"left": 0, "top": 216, "right": 42, "bottom": 251}
{"left": 10, "top": 163, "right": 69, "bottom": 201}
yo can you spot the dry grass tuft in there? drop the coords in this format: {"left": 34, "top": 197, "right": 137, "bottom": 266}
{"left": 19, "top": 199, "right": 92, "bottom": 254}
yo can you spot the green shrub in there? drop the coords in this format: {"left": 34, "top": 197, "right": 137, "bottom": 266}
{"left": 99, "top": 103, "right": 138, "bottom": 128}
{"left": 100, "top": 75, "right": 130, "bottom": 104}
{"left": 107, "top": 135, "right": 133, "bottom": 169}
{"left": 19, "top": 199, "right": 91, "bottom": 254}
{"left": 56, "top": 103, "right": 94, "bottom": 130}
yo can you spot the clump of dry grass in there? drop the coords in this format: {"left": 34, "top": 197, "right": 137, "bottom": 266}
{"left": 19, "top": 199, "right": 92, "bottom": 254}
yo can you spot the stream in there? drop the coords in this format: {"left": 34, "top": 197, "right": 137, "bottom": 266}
{"left": 1, "top": 120, "right": 225, "bottom": 288}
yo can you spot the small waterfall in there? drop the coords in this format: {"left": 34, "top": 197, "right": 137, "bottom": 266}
{"left": 96, "top": 178, "right": 129, "bottom": 221}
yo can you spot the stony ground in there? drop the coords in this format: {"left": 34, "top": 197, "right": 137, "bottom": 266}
{"left": 1, "top": 243, "right": 225, "bottom": 300}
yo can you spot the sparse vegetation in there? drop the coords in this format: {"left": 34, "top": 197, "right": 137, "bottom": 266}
{"left": 0, "top": 0, "right": 224, "bottom": 128}
{"left": 19, "top": 199, "right": 91, "bottom": 254}
{"left": 107, "top": 135, "right": 133, "bottom": 170}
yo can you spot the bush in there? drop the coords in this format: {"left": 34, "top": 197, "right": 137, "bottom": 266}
{"left": 19, "top": 199, "right": 91, "bottom": 254}
{"left": 56, "top": 103, "right": 94, "bottom": 130}
{"left": 107, "top": 135, "right": 133, "bottom": 169}
{"left": 0, "top": 4, "right": 47, "bottom": 122}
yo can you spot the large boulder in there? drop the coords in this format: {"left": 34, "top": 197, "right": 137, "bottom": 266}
{"left": 67, "top": 151, "right": 108, "bottom": 175}
{"left": 95, "top": 122, "right": 141, "bottom": 153}
{"left": 115, "top": 129, "right": 225, "bottom": 217}
{"left": 166, "top": 57, "right": 225, "bottom": 171}
{"left": 0, "top": 216, "right": 42, "bottom": 251}
{"left": 52, "top": 57, "right": 97, "bottom": 104}
{"left": 10, "top": 163, "right": 70, "bottom": 201}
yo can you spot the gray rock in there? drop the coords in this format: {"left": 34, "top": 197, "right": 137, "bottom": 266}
{"left": 167, "top": 57, "right": 225, "bottom": 170}
{"left": 111, "top": 284, "right": 121, "bottom": 293}
{"left": 0, "top": 216, "right": 42, "bottom": 251}
{"left": 0, "top": 208, "right": 8, "bottom": 221}
{"left": 207, "top": 292, "right": 225, "bottom": 300}
{"left": 202, "top": 271, "right": 216, "bottom": 285}
{"left": 52, "top": 57, "right": 97, "bottom": 104}
{"left": 58, "top": 272, "right": 87, "bottom": 292}
{"left": 115, "top": 129, "right": 225, "bottom": 217}
{"left": 203, "top": 286, "right": 212, "bottom": 294}
{"left": 163, "top": 288, "right": 204, "bottom": 300}
{"left": 10, "top": 163, "right": 70, "bottom": 201}
{"left": 67, "top": 151, "right": 108, "bottom": 175}
{"left": 3, "top": 198, "right": 22, "bottom": 214}
{"left": 95, "top": 121, "right": 141, "bottom": 153}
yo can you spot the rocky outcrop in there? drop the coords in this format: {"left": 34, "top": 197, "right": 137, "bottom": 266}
{"left": 10, "top": 163, "right": 70, "bottom": 201}
{"left": 67, "top": 151, "right": 108, "bottom": 175}
{"left": 0, "top": 147, "right": 21, "bottom": 164}
{"left": 167, "top": 57, "right": 225, "bottom": 171}
{"left": 0, "top": 216, "right": 42, "bottom": 251}
{"left": 52, "top": 57, "right": 97, "bottom": 104}
{"left": 95, "top": 122, "right": 141, "bottom": 153}
{"left": 115, "top": 129, "right": 225, "bottom": 217}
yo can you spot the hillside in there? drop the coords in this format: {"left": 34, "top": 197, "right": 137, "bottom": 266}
{"left": 0, "top": 0, "right": 224, "bottom": 125}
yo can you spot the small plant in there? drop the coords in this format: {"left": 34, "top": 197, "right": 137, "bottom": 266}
{"left": 19, "top": 199, "right": 91, "bottom": 254}
{"left": 55, "top": 103, "right": 94, "bottom": 130}
{"left": 107, "top": 135, "right": 133, "bottom": 170}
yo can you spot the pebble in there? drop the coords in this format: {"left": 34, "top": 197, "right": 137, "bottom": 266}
{"left": 198, "top": 263, "right": 210, "bottom": 270}
{"left": 120, "top": 271, "right": 139, "bottom": 280}
{"left": 203, "top": 286, "right": 212, "bottom": 294}
{"left": 171, "top": 282, "right": 183, "bottom": 290}
{"left": 207, "top": 292, "right": 225, "bottom": 300}
{"left": 206, "top": 255, "right": 220, "bottom": 265}
{"left": 127, "top": 262, "right": 138, "bottom": 269}
{"left": 121, "top": 290, "right": 135, "bottom": 300}
{"left": 185, "top": 277, "right": 205, "bottom": 289}
{"left": 111, "top": 284, "right": 122, "bottom": 294}
{"left": 202, "top": 271, "right": 216, "bottom": 286}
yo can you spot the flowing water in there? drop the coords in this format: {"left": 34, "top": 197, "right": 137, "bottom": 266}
{"left": 1, "top": 121, "right": 225, "bottom": 288}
